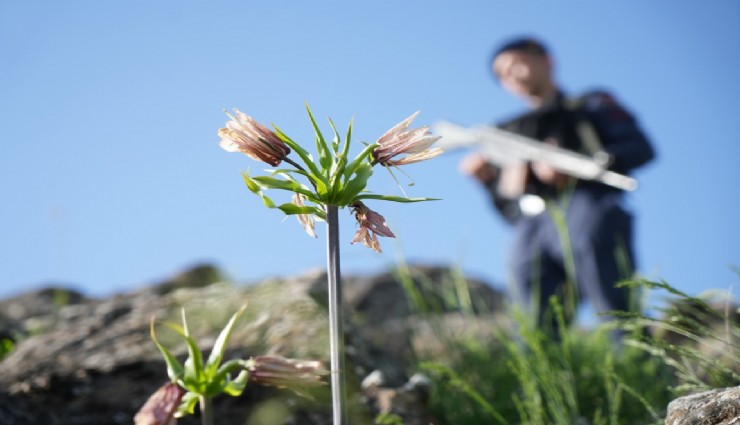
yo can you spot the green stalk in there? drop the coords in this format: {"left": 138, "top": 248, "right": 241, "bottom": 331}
{"left": 199, "top": 395, "right": 213, "bottom": 425}
{"left": 326, "top": 205, "right": 348, "bottom": 424}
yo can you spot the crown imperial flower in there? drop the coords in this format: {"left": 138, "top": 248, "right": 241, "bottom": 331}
{"left": 372, "top": 111, "right": 443, "bottom": 166}
{"left": 350, "top": 202, "right": 395, "bottom": 253}
{"left": 218, "top": 109, "right": 291, "bottom": 166}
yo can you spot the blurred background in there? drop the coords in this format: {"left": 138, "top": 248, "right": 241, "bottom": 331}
{"left": 1, "top": 2, "right": 738, "bottom": 310}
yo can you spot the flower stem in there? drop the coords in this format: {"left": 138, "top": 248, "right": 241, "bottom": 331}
{"left": 284, "top": 156, "right": 319, "bottom": 192}
{"left": 200, "top": 395, "right": 213, "bottom": 425}
{"left": 326, "top": 205, "right": 348, "bottom": 424}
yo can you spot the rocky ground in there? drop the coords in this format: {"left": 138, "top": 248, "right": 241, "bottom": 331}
{"left": 0, "top": 263, "right": 505, "bottom": 425}
{"left": 1, "top": 263, "right": 737, "bottom": 424}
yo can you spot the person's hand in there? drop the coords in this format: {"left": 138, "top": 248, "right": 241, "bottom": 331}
{"left": 531, "top": 138, "right": 568, "bottom": 187}
{"left": 459, "top": 152, "right": 498, "bottom": 183}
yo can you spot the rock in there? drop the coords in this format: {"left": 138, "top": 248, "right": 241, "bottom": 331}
{"left": 362, "top": 371, "right": 439, "bottom": 425}
{"left": 665, "top": 386, "right": 740, "bottom": 425}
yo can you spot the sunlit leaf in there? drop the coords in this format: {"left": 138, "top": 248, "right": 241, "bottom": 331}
{"left": 223, "top": 370, "right": 249, "bottom": 396}
{"left": 343, "top": 118, "right": 353, "bottom": 159}
{"left": 150, "top": 319, "right": 184, "bottom": 382}
{"left": 251, "top": 176, "right": 315, "bottom": 198}
{"left": 273, "top": 124, "right": 327, "bottom": 188}
{"left": 175, "top": 391, "right": 199, "bottom": 418}
{"left": 277, "top": 203, "right": 326, "bottom": 220}
{"left": 205, "top": 306, "right": 247, "bottom": 377}
{"left": 305, "top": 104, "right": 332, "bottom": 172}
{"left": 343, "top": 142, "right": 377, "bottom": 182}
{"left": 355, "top": 194, "right": 441, "bottom": 203}
{"left": 262, "top": 194, "right": 276, "bottom": 208}
{"left": 336, "top": 163, "right": 373, "bottom": 205}
{"left": 241, "top": 171, "right": 261, "bottom": 193}
{"left": 328, "top": 117, "right": 341, "bottom": 153}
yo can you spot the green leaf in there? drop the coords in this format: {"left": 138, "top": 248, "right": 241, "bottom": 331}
{"left": 326, "top": 117, "right": 348, "bottom": 193}
{"left": 150, "top": 319, "right": 184, "bottom": 382}
{"left": 180, "top": 309, "right": 205, "bottom": 390}
{"left": 328, "top": 117, "right": 341, "bottom": 153}
{"left": 222, "top": 370, "right": 249, "bottom": 396}
{"left": 241, "top": 171, "right": 261, "bottom": 194}
{"left": 270, "top": 171, "right": 325, "bottom": 205}
{"left": 205, "top": 306, "right": 246, "bottom": 377}
{"left": 328, "top": 155, "right": 347, "bottom": 199}
{"left": 251, "top": 176, "right": 316, "bottom": 198}
{"left": 207, "top": 359, "right": 249, "bottom": 396}
{"left": 335, "top": 162, "right": 373, "bottom": 205}
{"left": 343, "top": 117, "right": 353, "bottom": 159}
{"left": 343, "top": 142, "right": 377, "bottom": 182}
{"left": 277, "top": 203, "right": 326, "bottom": 220}
{"left": 355, "top": 194, "right": 441, "bottom": 203}
{"left": 273, "top": 124, "right": 329, "bottom": 190}
{"left": 262, "top": 194, "right": 276, "bottom": 208}
{"left": 305, "top": 104, "right": 333, "bottom": 172}
{"left": 182, "top": 357, "right": 202, "bottom": 391}
{"left": 175, "top": 392, "right": 200, "bottom": 418}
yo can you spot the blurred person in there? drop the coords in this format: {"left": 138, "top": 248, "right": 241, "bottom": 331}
{"left": 460, "top": 37, "right": 655, "bottom": 335}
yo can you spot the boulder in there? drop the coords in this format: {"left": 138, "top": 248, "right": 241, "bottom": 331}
{"left": 665, "top": 386, "right": 740, "bottom": 425}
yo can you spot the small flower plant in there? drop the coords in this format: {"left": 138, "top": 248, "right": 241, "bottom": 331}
{"left": 135, "top": 306, "right": 326, "bottom": 425}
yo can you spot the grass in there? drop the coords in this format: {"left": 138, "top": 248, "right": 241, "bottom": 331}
{"left": 392, "top": 265, "right": 739, "bottom": 425}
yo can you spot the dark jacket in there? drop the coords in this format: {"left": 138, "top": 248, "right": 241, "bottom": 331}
{"left": 488, "top": 90, "right": 656, "bottom": 222}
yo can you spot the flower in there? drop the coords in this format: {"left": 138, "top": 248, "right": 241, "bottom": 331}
{"left": 372, "top": 111, "right": 443, "bottom": 166}
{"left": 134, "top": 382, "right": 186, "bottom": 425}
{"left": 292, "top": 193, "right": 316, "bottom": 238}
{"left": 350, "top": 202, "right": 395, "bottom": 253}
{"left": 246, "top": 355, "right": 327, "bottom": 389}
{"left": 218, "top": 109, "right": 291, "bottom": 166}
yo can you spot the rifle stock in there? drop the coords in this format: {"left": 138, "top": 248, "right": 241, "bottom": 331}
{"left": 434, "top": 121, "right": 638, "bottom": 192}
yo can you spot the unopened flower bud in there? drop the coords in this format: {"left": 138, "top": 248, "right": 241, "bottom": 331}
{"left": 246, "top": 355, "right": 327, "bottom": 389}
{"left": 218, "top": 109, "right": 291, "bottom": 166}
{"left": 134, "top": 382, "right": 186, "bottom": 425}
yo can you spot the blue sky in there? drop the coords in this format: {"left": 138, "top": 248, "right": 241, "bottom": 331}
{"left": 2, "top": 2, "right": 739, "bottom": 309}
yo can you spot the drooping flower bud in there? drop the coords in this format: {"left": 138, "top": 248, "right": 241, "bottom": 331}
{"left": 246, "top": 355, "right": 327, "bottom": 389}
{"left": 372, "top": 112, "right": 443, "bottom": 166}
{"left": 350, "top": 202, "right": 395, "bottom": 253}
{"left": 134, "top": 382, "right": 186, "bottom": 425}
{"left": 218, "top": 109, "right": 291, "bottom": 166}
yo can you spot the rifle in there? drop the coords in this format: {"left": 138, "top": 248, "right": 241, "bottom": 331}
{"left": 433, "top": 121, "right": 638, "bottom": 191}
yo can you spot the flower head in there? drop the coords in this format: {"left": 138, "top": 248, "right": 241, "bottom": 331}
{"left": 134, "top": 382, "right": 186, "bottom": 425}
{"left": 372, "top": 111, "right": 443, "bottom": 166}
{"left": 246, "top": 355, "right": 327, "bottom": 389}
{"left": 350, "top": 202, "right": 396, "bottom": 253}
{"left": 218, "top": 109, "right": 291, "bottom": 166}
